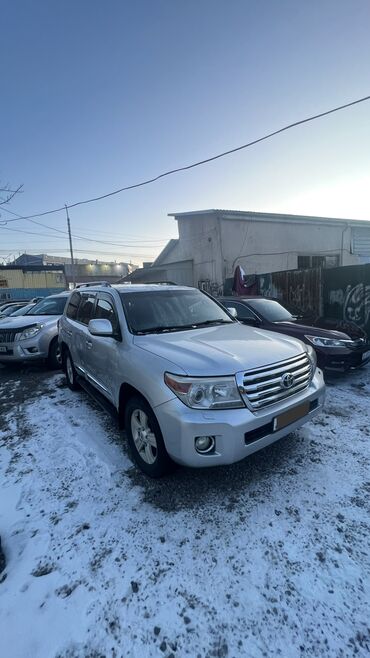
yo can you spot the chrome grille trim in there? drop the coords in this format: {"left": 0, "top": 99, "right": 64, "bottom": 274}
{"left": 237, "top": 352, "right": 312, "bottom": 410}
{"left": 0, "top": 329, "right": 19, "bottom": 344}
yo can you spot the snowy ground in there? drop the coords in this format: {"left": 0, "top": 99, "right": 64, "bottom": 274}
{"left": 0, "top": 363, "right": 369, "bottom": 658}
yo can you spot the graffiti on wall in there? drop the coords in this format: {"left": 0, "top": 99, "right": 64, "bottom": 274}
{"left": 344, "top": 284, "right": 370, "bottom": 326}
{"left": 329, "top": 283, "right": 370, "bottom": 326}
{"left": 198, "top": 279, "right": 224, "bottom": 297}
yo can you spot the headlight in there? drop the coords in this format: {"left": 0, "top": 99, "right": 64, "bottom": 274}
{"left": 306, "top": 344, "right": 317, "bottom": 378}
{"left": 164, "top": 373, "right": 244, "bottom": 409}
{"left": 18, "top": 324, "right": 44, "bottom": 341}
{"left": 305, "top": 335, "right": 351, "bottom": 348}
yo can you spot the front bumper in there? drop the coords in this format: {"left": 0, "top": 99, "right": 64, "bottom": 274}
{"left": 0, "top": 337, "right": 49, "bottom": 363}
{"left": 155, "top": 368, "right": 325, "bottom": 468}
{"left": 317, "top": 346, "right": 370, "bottom": 371}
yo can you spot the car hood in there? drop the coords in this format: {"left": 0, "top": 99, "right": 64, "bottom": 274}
{"left": 0, "top": 314, "right": 60, "bottom": 329}
{"left": 275, "top": 321, "right": 350, "bottom": 340}
{"left": 134, "top": 322, "right": 307, "bottom": 376}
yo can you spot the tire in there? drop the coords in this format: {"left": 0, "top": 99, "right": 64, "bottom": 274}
{"left": 48, "top": 338, "right": 62, "bottom": 370}
{"left": 64, "top": 349, "right": 80, "bottom": 391}
{"left": 124, "top": 396, "right": 174, "bottom": 478}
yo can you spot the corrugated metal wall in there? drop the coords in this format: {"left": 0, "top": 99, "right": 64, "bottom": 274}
{"left": 0, "top": 287, "right": 64, "bottom": 301}
{"left": 0, "top": 269, "right": 66, "bottom": 289}
{"left": 255, "top": 264, "right": 370, "bottom": 338}
{"left": 258, "top": 267, "right": 322, "bottom": 317}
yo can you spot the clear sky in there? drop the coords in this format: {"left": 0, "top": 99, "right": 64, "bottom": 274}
{"left": 1, "top": 0, "right": 370, "bottom": 265}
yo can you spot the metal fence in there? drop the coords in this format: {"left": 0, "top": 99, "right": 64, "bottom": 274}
{"left": 322, "top": 264, "right": 370, "bottom": 337}
{"left": 256, "top": 263, "right": 370, "bottom": 337}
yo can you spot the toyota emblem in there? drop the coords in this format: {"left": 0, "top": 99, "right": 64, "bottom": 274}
{"left": 281, "top": 373, "right": 295, "bottom": 389}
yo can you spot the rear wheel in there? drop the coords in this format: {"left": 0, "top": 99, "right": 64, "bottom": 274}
{"left": 48, "top": 338, "right": 62, "bottom": 370}
{"left": 64, "top": 350, "right": 80, "bottom": 391}
{"left": 124, "top": 396, "right": 173, "bottom": 477}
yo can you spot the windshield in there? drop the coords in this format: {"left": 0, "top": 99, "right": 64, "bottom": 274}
{"left": 10, "top": 303, "right": 35, "bottom": 316}
{"left": 1, "top": 305, "right": 24, "bottom": 317}
{"left": 246, "top": 298, "right": 294, "bottom": 322}
{"left": 120, "top": 289, "right": 234, "bottom": 334}
{"left": 27, "top": 296, "right": 67, "bottom": 316}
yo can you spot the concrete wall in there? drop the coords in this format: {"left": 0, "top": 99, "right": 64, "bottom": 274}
{"left": 159, "top": 213, "right": 223, "bottom": 287}
{"left": 156, "top": 211, "right": 368, "bottom": 290}
{"left": 220, "top": 216, "right": 358, "bottom": 277}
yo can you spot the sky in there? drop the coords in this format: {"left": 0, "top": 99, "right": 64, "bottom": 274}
{"left": 1, "top": 0, "right": 370, "bottom": 266}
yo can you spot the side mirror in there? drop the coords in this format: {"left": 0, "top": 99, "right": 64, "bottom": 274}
{"left": 226, "top": 307, "right": 238, "bottom": 318}
{"left": 88, "top": 319, "right": 114, "bottom": 337}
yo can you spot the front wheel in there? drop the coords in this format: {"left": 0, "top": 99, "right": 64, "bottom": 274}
{"left": 124, "top": 397, "right": 174, "bottom": 478}
{"left": 48, "top": 338, "right": 62, "bottom": 370}
{"left": 64, "top": 350, "right": 80, "bottom": 391}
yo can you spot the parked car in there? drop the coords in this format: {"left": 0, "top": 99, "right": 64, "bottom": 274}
{"left": 59, "top": 284, "right": 325, "bottom": 477}
{"left": 0, "top": 301, "right": 34, "bottom": 318}
{"left": 0, "top": 292, "right": 69, "bottom": 368}
{"left": 0, "top": 302, "right": 23, "bottom": 315}
{"left": 219, "top": 296, "right": 370, "bottom": 371}
{"left": 7, "top": 303, "right": 37, "bottom": 317}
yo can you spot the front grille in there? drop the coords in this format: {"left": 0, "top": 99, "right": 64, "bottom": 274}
{"left": 239, "top": 353, "right": 312, "bottom": 410}
{"left": 0, "top": 328, "right": 19, "bottom": 344}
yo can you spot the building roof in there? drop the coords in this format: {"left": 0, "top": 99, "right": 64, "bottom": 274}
{"left": 152, "top": 239, "right": 179, "bottom": 266}
{"left": 168, "top": 209, "right": 370, "bottom": 227}
{"left": 0, "top": 264, "right": 65, "bottom": 271}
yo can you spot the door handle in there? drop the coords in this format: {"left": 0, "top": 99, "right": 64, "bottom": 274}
{"left": 86, "top": 340, "right": 93, "bottom": 349}
{"left": 65, "top": 329, "right": 72, "bottom": 337}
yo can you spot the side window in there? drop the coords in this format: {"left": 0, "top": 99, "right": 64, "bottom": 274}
{"left": 66, "top": 292, "right": 81, "bottom": 320}
{"left": 76, "top": 294, "right": 96, "bottom": 325}
{"left": 229, "top": 302, "right": 258, "bottom": 321}
{"left": 94, "top": 296, "right": 119, "bottom": 334}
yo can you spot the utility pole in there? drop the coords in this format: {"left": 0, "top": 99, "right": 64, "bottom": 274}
{"left": 65, "top": 204, "right": 76, "bottom": 289}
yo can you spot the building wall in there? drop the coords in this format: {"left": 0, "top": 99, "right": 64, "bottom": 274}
{"left": 158, "top": 213, "right": 223, "bottom": 287}
{"left": 160, "top": 212, "right": 366, "bottom": 288}
{"left": 219, "top": 216, "right": 359, "bottom": 277}
{"left": 64, "top": 262, "right": 130, "bottom": 284}
{"left": 0, "top": 269, "right": 66, "bottom": 290}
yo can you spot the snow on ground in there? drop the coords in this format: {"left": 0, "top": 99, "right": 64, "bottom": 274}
{"left": 0, "top": 364, "right": 369, "bottom": 658}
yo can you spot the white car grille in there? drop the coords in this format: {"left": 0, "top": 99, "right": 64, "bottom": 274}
{"left": 238, "top": 353, "right": 312, "bottom": 410}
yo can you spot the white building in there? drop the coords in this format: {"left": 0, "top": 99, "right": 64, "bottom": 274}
{"left": 150, "top": 209, "right": 370, "bottom": 289}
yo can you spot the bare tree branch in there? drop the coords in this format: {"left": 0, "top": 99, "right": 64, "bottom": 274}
{"left": 0, "top": 183, "right": 23, "bottom": 206}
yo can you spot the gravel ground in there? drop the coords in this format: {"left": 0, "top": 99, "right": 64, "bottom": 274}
{"left": 0, "top": 362, "right": 369, "bottom": 658}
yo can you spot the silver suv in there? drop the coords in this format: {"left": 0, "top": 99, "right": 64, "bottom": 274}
{"left": 59, "top": 284, "right": 325, "bottom": 477}
{"left": 0, "top": 292, "right": 69, "bottom": 368}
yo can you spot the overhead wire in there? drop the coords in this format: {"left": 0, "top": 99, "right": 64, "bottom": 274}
{"left": 1, "top": 93, "right": 369, "bottom": 223}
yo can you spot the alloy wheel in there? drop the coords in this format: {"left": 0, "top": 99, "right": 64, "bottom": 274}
{"left": 130, "top": 409, "right": 158, "bottom": 464}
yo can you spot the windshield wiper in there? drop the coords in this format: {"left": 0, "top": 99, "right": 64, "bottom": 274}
{"left": 136, "top": 319, "right": 232, "bottom": 334}
{"left": 136, "top": 324, "right": 197, "bottom": 335}
{"left": 190, "top": 319, "right": 233, "bottom": 327}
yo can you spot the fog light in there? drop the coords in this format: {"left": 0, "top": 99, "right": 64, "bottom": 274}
{"left": 194, "top": 435, "right": 215, "bottom": 454}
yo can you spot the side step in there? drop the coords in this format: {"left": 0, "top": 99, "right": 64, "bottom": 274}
{"left": 77, "top": 376, "right": 119, "bottom": 425}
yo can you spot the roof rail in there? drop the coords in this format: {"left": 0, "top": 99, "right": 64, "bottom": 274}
{"left": 75, "top": 281, "right": 112, "bottom": 289}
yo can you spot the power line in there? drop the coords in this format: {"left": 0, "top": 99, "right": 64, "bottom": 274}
{"left": 0, "top": 206, "right": 169, "bottom": 243}
{"left": 2, "top": 93, "right": 370, "bottom": 223}
{"left": 0, "top": 220, "right": 168, "bottom": 248}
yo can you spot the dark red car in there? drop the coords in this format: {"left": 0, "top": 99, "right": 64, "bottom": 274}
{"left": 219, "top": 296, "right": 370, "bottom": 372}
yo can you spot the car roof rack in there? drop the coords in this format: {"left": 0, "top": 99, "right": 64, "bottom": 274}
{"left": 75, "top": 281, "right": 112, "bottom": 289}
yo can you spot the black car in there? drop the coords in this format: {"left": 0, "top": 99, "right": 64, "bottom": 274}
{"left": 219, "top": 296, "right": 370, "bottom": 372}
